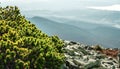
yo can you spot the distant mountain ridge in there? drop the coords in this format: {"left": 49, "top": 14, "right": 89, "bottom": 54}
{"left": 28, "top": 16, "right": 120, "bottom": 48}
{"left": 28, "top": 16, "right": 93, "bottom": 44}
{"left": 23, "top": 8, "right": 120, "bottom": 24}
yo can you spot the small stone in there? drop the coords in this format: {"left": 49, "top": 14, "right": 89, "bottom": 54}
{"left": 112, "top": 65, "right": 115, "bottom": 69}
{"left": 84, "top": 46, "right": 93, "bottom": 50}
{"left": 69, "top": 41, "right": 77, "bottom": 45}
{"left": 83, "top": 56, "right": 89, "bottom": 62}
{"left": 74, "top": 52, "right": 80, "bottom": 56}
{"left": 73, "top": 59, "right": 86, "bottom": 66}
{"left": 95, "top": 55, "right": 106, "bottom": 59}
{"left": 112, "top": 59, "right": 118, "bottom": 63}
{"left": 88, "top": 59, "right": 96, "bottom": 63}
{"left": 108, "top": 57, "right": 113, "bottom": 60}
{"left": 107, "top": 62, "right": 113, "bottom": 65}
{"left": 66, "top": 59, "right": 79, "bottom": 69}
{"left": 64, "top": 54, "right": 73, "bottom": 59}
{"left": 84, "top": 60, "right": 101, "bottom": 69}
{"left": 73, "top": 59, "right": 82, "bottom": 66}
{"left": 118, "top": 53, "right": 120, "bottom": 68}
{"left": 68, "top": 50, "right": 75, "bottom": 56}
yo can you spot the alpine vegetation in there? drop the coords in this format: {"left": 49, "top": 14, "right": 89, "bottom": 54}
{"left": 0, "top": 6, "right": 64, "bottom": 69}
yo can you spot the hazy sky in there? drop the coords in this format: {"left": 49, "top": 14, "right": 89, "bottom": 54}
{"left": 1, "top": 0, "right": 120, "bottom": 11}
{"left": 89, "top": 4, "right": 120, "bottom": 11}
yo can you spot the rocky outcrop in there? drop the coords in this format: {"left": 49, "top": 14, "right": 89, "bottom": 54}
{"left": 63, "top": 40, "right": 120, "bottom": 69}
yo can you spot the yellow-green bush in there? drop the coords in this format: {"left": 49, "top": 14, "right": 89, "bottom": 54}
{"left": 0, "top": 6, "right": 64, "bottom": 69}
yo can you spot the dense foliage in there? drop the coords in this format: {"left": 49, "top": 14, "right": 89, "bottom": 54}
{"left": 0, "top": 6, "right": 64, "bottom": 69}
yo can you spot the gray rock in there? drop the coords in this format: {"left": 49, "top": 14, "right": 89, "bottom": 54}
{"left": 84, "top": 46, "right": 93, "bottom": 50}
{"left": 118, "top": 53, "right": 120, "bottom": 68}
{"left": 68, "top": 41, "right": 77, "bottom": 45}
{"left": 84, "top": 60, "right": 101, "bottom": 69}
{"left": 102, "top": 61, "right": 113, "bottom": 65}
{"left": 63, "top": 40, "right": 119, "bottom": 69}
{"left": 66, "top": 59, "right": 79, "bottom": 69}
{"left": 73, "top": 59, "right": 82, "bottom": 66}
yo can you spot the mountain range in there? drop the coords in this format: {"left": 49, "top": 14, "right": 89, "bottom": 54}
{"left": 28, "top": 15, "right": 120, "bottom": 48}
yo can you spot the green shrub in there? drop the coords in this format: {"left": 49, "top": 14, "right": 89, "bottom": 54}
{"left": 0, "top": 6, "right": 64, "bottom": 69}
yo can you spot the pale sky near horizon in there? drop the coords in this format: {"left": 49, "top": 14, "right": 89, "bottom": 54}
{"left": 88, "top": 4, "right": 120, "bottom": 11}
{"left": 0, "top": 0, "right": 120, "bottom": 11}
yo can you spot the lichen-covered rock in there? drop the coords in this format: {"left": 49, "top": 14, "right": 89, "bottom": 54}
{"left": 63, "top": 40, "right": 120, "bottom": 69}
